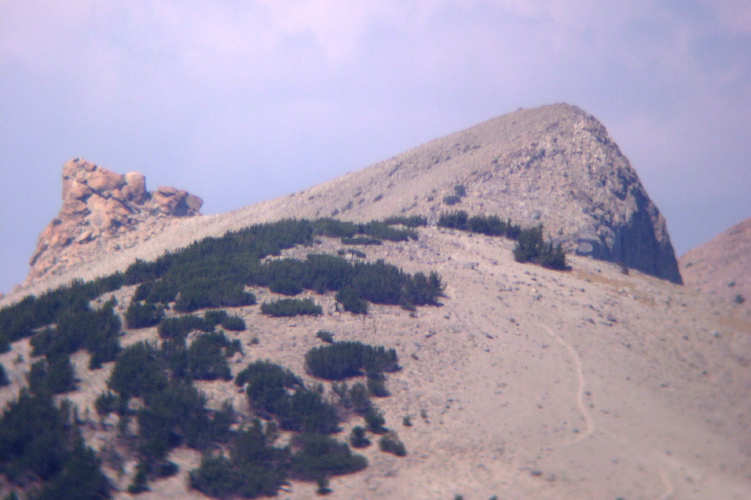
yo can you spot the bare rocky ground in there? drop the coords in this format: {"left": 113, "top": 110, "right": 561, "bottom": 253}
{"left": 680, "top": 217, "right": 751, "bottom": 323}
{"left": 1, "top": 228, "right": 749, "bottom": 499}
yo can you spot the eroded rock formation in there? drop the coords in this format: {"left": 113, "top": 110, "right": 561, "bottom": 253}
{"left": 28, "top": 158, "right": 202, "bottom": 282}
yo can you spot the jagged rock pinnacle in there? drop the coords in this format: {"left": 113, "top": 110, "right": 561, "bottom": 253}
{"left": 27, "top": 158, "right": 202, "bottom": 283}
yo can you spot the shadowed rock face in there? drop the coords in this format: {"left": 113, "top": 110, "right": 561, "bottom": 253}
{"left": 27, "top": 158, "right": 202, "bottom": 283}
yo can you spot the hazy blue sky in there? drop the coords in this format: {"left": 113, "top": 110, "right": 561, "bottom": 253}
{"left": 2, "top": 1, "right": 750, "bottom": 293}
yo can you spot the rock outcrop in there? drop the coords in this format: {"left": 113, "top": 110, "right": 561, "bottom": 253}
{"left": 28, "top": 158, "right": 202, "bottom": 282}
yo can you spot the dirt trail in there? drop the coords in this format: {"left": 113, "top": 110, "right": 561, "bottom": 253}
{"left": 656, "top": 470, "right": 675, "bottom": 500}
{"left": 540, "top": 324, "right": 594, "bottom": 446}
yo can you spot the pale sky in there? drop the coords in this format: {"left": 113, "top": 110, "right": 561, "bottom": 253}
{"left": 2, "top": 1, "right": 750, "bottom": 293}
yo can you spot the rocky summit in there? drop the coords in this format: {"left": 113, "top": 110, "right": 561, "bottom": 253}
{"left": 282, "top": 102, "right": 681, "bottom": 284}
{"left": 27, "top": 158, "right": 202, "bottom": 284}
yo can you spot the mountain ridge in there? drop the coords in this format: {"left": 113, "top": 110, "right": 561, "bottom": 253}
{"left": 12, "top": 103, "right": 681, "bottom": 302}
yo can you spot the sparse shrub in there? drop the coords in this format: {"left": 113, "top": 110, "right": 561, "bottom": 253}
{"left": 316, "top": 476, "right": 332, "bottom": 495}
{"left": 735, "top": 294, "right": 746, "bottom": 305}
{"left": 316, "top": 330, "right": 335, "bottom": 343}
{"left": 453, "top": 184, "right": 466, "bottom": 197}
{"left": 513, "top": 225, "right": 569, "bottom": 271}
{"left": 364, "top": 408, "right": 387, "bottom": 434}
{"left": 348, "top": 383, "right": 372, "bottom": 415}
{"left": 221, "top": 315, "right": 246, "bottom": 331}
{"left": 349, "top": 426, "right": 370, "bottom": 448}
{"left": 367, "top": 374, "right": 389, "bottom": 398}
{"left": 261, "top": 298, "right": 322, "bottom": 317}
{"left": 402, "top": 415, "right": 412, "bottom": 427}
{"left": 442, "top": 195, "right": 461, "bottom": 206}
{"left": 289, "top": 434, "right": 367, "bottom": 480}
{"left": 378, "top": 431, "right": 406, "bottom": 456}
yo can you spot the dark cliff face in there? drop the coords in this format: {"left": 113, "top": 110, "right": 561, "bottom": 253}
{"left": 590, "top": 189, "right": 683, "bottom": 284}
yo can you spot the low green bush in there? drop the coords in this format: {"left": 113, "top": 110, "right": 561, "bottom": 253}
{"left": 28, "top": 354, "right": 77, "bottom": 395}
{"left": 158, "top": 315, "right": 208, "bottom": 340}
{"left": 378, "top": 431, "right": 406, "bottom": 456}
{"left": 261, "top": 298, "right": 322, "bottom": 317}
{"left": 364, "top": 408, "right": 387, "bottom": 434}
{"left": 383, "top": 215, "right": 428, "bottom": 227}
{"left": 126, "top": 301, "right": 164, "bottom": 329}
{"left": 335, "top": 287, "right": 368, "bottom": 314}
{"left": 316, "top": 330, "right": 335, "bottom": 343}
{"left": 305, "top": 341, "right": 399, "bottom": 380}
{"left": 513, "top": 225, "right": 568, "bottom": 270}
{"left": 341, "top": 236, "right": 382, "bottom": 246}
{"left": 289, "top": 434, "right": 367, "bottom": 481}
{"left": 108, "top": 342, "right": 168, "bottom": 400}
{"left": 349, "top": 426, "right": 370, "bottom": 448}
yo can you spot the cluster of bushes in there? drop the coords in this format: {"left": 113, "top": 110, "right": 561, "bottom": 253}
{"left": 27, "top": 354, "right": 77, "bottom": 395}
{"left": 125, "top": 301, "right": 164, "bottom": 329}
{"left": 103, "top": 340, "right": 239, "bottom": 490}
{"left": 111, "top": 218, "right": 440, "bottom": 317}
{"left": 0, "top": 391, "right": 112, "bottom": 498}
{"left": 438, "top": 210, "right": 521, "bottom": 239}
{"left": 235, "top": 361, "right": 338, "bottom": 435}
{"left": 261, "top": 298, "right": 323, "bottom": 317}
{"left": 341, "top": 236, "right": 382, "bottom": 246}
{"left": 305, "top": 341, "right": 399, "bottom": 380}
{"left": 443, "top": 185, "right": 466, "bottom": 206}
{"left": 30, "top": 299, "right": 122, "bottom": 369}
{"left": 438, "top": 211, "right": 568, "bottom": 271}
{"left": 182, "top": 358, "right": 375, "bottom": 497}
{"left": 512, "top": 225, "right": 569, "bottom": 271}
{"left": 249, "top": 254, "right": 444, "bottom": 310}
{"left": 0, "top": 275, "right": 123, "bottom": 353}
{"left": 0, "top": 217, "right": 432, "bottom": 496}
{"left": 158, "top": 310, "right": 246, "bottom": 340}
